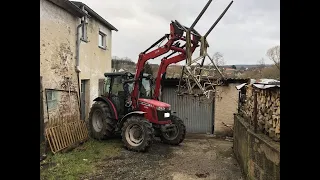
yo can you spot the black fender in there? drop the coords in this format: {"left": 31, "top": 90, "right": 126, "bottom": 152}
{"left": 93, "top": 96, "right": 119, "bottom": 120}
{"left": 118, "top": 111, "right": 146, "bottom": 128}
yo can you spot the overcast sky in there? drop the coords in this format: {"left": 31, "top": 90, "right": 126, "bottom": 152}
{"left": 79, "top": 0, "right": 280, "bottom": 65}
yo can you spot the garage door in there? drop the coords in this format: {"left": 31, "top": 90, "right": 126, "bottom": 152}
{"left": 161, "top": 87, "right": 214, "bottom": 134}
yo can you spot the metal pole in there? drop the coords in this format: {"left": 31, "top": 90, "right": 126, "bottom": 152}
{"left": 204, "top": 1, "right": 234, "bottom": 38}
{"left": 190, "top": 0, "right": 213, "bottom": 29}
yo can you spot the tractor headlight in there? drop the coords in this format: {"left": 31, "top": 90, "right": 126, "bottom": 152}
{"left": 156, "top": 106, "right": 165, "bottom": 111}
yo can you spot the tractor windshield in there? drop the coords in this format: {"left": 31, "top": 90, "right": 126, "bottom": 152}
{"left": 140, "top": 77, "right": 152, "bottom": 99}
{"left": 121, "top": 77, "right": 152, "bottom": 99}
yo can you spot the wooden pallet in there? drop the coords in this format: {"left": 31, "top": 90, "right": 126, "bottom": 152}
{"left": 45, "top": 118, "right": 88, "bottom": 154}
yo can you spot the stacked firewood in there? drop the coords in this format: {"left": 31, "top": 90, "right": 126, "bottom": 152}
{"left": 239, "top": 85, "right": 280, "bottom": 142}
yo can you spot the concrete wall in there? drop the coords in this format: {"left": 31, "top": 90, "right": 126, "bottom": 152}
{"left": 233, "top": 115, "right": 280, "bottom": 180}
{"left": 214, "top": 83, "right": 240, "bottom": 137}
{"left": 79, "top": 17, "right": 112, "bottom": 120}
{"left": 40, "top": 0, "right": 80, "bottom": 122}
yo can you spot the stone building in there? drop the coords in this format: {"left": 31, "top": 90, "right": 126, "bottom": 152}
{"left": 40, "top": 0, "right": 118, "bottom": 122}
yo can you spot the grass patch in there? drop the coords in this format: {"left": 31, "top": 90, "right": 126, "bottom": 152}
{"left": 40, "top": 139, "right": 122, "bottom": 180}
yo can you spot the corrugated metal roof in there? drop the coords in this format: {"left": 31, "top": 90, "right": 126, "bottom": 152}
{"left": 235, "top": 79, "right": 280, "bottom": 90}
{"left": 250, "top": 78, "right": 280, "bottom": 85}
{"left": 252, "top": 84, "right": 280, "bottom": 89}
{"left": 235, "top": 83, "right": 247, "bottom": 90}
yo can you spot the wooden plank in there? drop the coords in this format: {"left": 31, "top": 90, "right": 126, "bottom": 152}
{"left": 52, "top": 126, "right": 62, "bottom": 152}
{"left": 54, "top": 126, "right": 62, "bottom": 151}
{"left": 80, "top": 121, "right": 86, "bottom": 140}
{"left": 79, "top": 121, "right": 85, "bottom": 140}
{"left": 59, "top": 125, "right": 67, "bottom": 149}
{"left": 49, "top": 127, "right": 59, "bottom": 153}
{"left": 69, "top": 122, "right": 76, "bottom": 144}
{"left": 74, "top": 121, "right": 81, "bottom": 141}
{"left": 71, "top": 122, "right": 78, "bottom": 143}
{"left": 63, "top": 124, "right": 70, "bottom": 148}
{"left": 80, "top": 121, "right": 85, "bottom": 140}
{"left": 82, "top": 121, "right": 88, "bottom": 139}
{"left": 45, "top": 129, "right": 54, "bottom": 153}
{"left": 65, "top": 124, "right": 72, "bottom": 146}
{"left": 45, "top": 119, "right": 89, "bottom": 154}
{"left": 48, "top": 128, "right": 57, "bottom": 153}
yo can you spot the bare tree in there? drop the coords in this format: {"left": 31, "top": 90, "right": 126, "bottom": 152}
{"left": 267, "top": 45, "right": 280, "bottom": 70}
{"left": 212, "top": 52, "right": 225, "bottom": 67}
{"left": 257, "top": 58, "right": 265, "bottom": 78}
{"left": 210, "top": 52, "right": 226, "bottom": 77}
{"left": 258, "top": 58, "right": 265, "bottom": 68}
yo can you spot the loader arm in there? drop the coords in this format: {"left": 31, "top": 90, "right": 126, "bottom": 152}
{"left": 153, "top": 44, "right": 198, "bottom": 100}
{"left": 131, "top": 22, "right": 199, "bottom": 108}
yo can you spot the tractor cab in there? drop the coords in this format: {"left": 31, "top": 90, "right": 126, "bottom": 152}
{"left": 101, "top": 71, "right": 154, "bottom": 118}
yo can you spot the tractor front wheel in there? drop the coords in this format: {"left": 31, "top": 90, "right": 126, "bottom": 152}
{"left": 121, "top": 116, "right": 154, "bottom": 152}
{"left": 160, "top": 115, "right": 186, "bottom": 145}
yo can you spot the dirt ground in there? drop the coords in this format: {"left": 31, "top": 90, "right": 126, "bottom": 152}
{"left": 81, "top": 134, "right": 244, "bottom": 180}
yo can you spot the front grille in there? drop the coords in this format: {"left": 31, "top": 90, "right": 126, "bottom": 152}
{"left": 157, "top": 110, "right": 171, "bottom": 121}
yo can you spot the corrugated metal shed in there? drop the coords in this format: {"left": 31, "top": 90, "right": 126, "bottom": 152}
{"left": 162, "top": 87, "right": 214, "bottom": 134}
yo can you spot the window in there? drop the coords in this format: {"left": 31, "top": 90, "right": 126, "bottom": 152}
{"left": 47, "top": 90, "right": 57, "bottom": 110}
{"left": 98, "top": 31, "right": 107, "bottom": 49}
{"left": 111, "top": 76, "right": 123, "bottom": 95}
{"left": 104, "top": 77, "right": 111, "bottom": 95}
{"left": 140, "top": 78, "right": 152, "bottom": 98}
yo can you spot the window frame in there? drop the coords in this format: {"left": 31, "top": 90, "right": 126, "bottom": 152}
{"left": 98, "top": 31, "right": 107, "bottom": 50}
{"left": 46, "top": 90, "right": 58, "bottom": 110}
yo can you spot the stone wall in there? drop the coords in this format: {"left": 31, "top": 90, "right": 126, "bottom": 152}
{"left": 40, "top": 0, "right": 80, "bottom": 122}
{"left": 239, "top": 85, "right": 280, "bottom": 141}
{"left": 233, "top": 115, "right": 280, "bottom": 180}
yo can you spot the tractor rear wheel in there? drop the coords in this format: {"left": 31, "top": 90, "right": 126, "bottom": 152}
{"left": 160, "top": 115, "right": 186, "bottom": 145}
{"left": 121, "top": 116, "right": 154, "bottom": 152}
{"left": 88, "top": 101, "right": 116, "bottom": 140}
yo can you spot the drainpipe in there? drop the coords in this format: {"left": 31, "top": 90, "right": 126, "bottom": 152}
{"left": 75, "top": 5, "right": 88, "bottom": 120}
{"left": 76, "top": 22, "right": 84, "bottom": 118}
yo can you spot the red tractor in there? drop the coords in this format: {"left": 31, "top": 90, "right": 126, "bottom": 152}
{"left": 88, "top": 20, "right": 198, "bottom": 152}
{"left": 87, "top": 0, "right": 233, "bottom": 152}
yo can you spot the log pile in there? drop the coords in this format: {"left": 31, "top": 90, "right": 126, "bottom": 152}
{"left": 239, "top": 85, "right": 280, "bottom": 142}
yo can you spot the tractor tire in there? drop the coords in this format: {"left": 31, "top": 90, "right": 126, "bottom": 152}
{"left": 121, "top": 116, "right": 154, "bottom": 152}
{"left": 88, "top": 101, "right": 116, "bottom": 140}
{"left": 160, "top": 115, "right": 186, "bottom": 145}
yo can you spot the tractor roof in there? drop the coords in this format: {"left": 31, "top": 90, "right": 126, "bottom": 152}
{"left": 104, "top": 72, "right": 131, "bottom": 77}
{"left": 104, "top": 72, "right": 152, "bottom": 78}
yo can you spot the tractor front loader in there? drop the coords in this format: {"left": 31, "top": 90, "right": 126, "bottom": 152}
{"left": 87, "top": 0, "right": 233, "bottom": 152}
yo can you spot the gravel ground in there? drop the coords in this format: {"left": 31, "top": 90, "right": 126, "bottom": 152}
{"left": 82, "top": 135, "right": 244, "bottom": 180}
